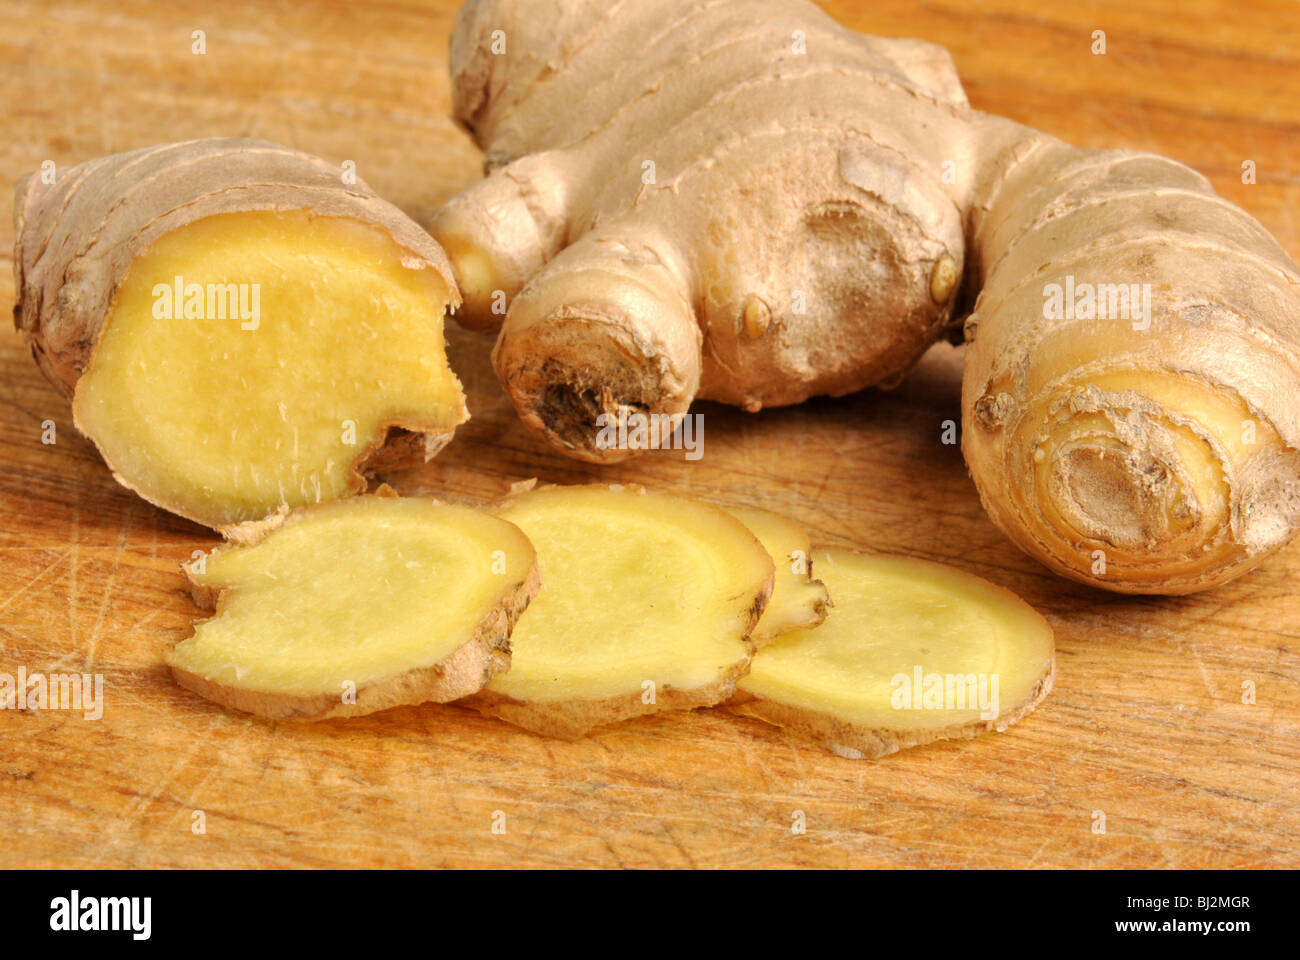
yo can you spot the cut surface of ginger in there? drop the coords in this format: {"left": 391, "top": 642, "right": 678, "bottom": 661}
{"left": 735, "top": 549, "right": 1054, "bottom": 758}
{"left": 727, "top": 505, "right": 829, "bottom": 645}
{"left": 168, "top": 496, "right": 538, "bottom": 720}
{"left": 474, "top": 485, "right": 774, "bottom": 738}
{"left": 74, "top": 210, "right": 467, "bottom": 528}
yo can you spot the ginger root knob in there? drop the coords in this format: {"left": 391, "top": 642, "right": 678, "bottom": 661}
{"left": 930, "top": 254, "right": 958, "bottom": 305}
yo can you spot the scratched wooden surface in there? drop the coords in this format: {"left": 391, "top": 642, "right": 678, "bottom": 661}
{"left": 1, "top": 0, "right": 1298, "bottom": 868}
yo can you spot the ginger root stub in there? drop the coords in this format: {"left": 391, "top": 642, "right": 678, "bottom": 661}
{"left": 13, "top": 138, "right": 468, "bottom": 529}
{"left": 433, "top": 0, "right": 1300, "bottom": 594}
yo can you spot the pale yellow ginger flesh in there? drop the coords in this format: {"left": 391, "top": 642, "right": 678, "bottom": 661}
{"left": 735, "top": 549, "right": 1054, "bottom": 759}
{"left": 75, "top": 211, "right": 465, "bottom": 528}
{"left": 726, "top": 506, "right": 829, "bottom": 645}
{"left": 472, "top": 485, "right": 774, "bottom": 739}
{"left": 168, "top": 496, "right": 538, "bottom": 720}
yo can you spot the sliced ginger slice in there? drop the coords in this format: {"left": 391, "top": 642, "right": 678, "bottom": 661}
{"left": 471, "top": 485, "right": 774, "bottom": 739}
{"left": 73, "top": 210, "right": 466, "bottom": 528}
{"left": 734, "top": 549, "right": 1054, "bottom": 758}
{"left": 168, "top": 495, "right": 539, "bottom": 720}
{"left": 727, "top": 506, "right": 829, "bottom": 645}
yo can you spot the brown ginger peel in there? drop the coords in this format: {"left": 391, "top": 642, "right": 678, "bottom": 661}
{"left": 432, "top": 0, "right": 1300, "bottom": 594}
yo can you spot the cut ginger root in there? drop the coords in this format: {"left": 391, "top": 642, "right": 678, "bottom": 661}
{"left": 13, "top": 138, "right": 468, "bottom": 529}
{"left": 726, "top": 506, "right": 829, "bottom": 646}
{"left": 168, "top": 494, "right": 539, "bottom": 721}
{"left": 733, "top": 550, "right": 1054, "bottom": 759}
{"left": 468, "top": 485, "right": 774, "bottom": 739}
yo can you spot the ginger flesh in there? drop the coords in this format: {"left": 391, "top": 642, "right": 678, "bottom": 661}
{"left": 473, "top": 485, "right": 774, "bottom": 737}
{"left": 74, "top": 210, "right": 465, "bottom": 528}
{"left": 168, "top": 496, "right": 537, "bottom": 720}
{"left": 736, "top": 549, "right": 1054, "bottom": 758}
{"left": 727, "top": 505, "right": 829, "bottom": 645}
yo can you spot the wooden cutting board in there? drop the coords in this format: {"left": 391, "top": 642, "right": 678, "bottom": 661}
{"left": 1, "top": 0, "right": 1297, "bottom": 869}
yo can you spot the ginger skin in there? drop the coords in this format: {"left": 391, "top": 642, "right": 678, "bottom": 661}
{"left": 433, "top": 0, "right": 1300, "bottom": 594}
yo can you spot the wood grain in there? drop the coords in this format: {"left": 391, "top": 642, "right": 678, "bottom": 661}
{"left": 0, "top": 0, "right": 1297, "bottom": 869}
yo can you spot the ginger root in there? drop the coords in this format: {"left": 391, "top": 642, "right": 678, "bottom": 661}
{"left": 733, "top": 549, "right": 1055, "bottom": 759}
{"left": 14, "top": 138, "right": 468, "bottom": 529}
{"left": 168, "top": 494, "right": 539, "bottom": 720}
{"left": 727, "top": 506, "right": 829, "bottom": 645}
{"left": 468, "top": 484, "right": 774, "bottom": 738}
{"left": 432, "top": 0, "right": 1300, "bottom": 594}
